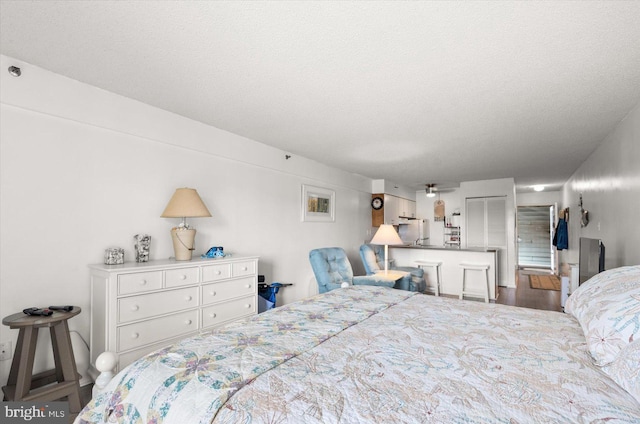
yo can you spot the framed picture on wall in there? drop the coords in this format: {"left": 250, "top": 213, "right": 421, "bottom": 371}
{"left": 301, "top": 184, "right": 335, "bottom": 222}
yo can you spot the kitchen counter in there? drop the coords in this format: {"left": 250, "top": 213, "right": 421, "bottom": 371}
{"left": 389, "top": 246, "right": 499, "bottom": 300}
{"left": 395, "top": 245, "right": 498, "bottom": 253}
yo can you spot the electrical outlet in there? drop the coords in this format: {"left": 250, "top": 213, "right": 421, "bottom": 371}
{"left": 0, "top": 341, "right": 12, "bottom": 361}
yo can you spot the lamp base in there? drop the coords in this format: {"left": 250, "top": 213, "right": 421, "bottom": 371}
{"left": 170, "top": 228, "right": 196, "bottom": 261}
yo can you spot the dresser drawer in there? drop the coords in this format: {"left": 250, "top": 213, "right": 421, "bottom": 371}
{"left": 232, "top": 260, "right": 256, "bottom": 277}
{"left": 117, "top": 309, "right": 198, "bottom": 352}
{"left": 118, "top": 271, "right": 163, "bottom": 295}
{"left": 202, "top": 263, "right": 231, "bottom": 281}
{"left": 118, "top": 287, "right": 198, "bottom": 324}
{"left": 201, "top": 276, "right": 256, "bottom": 306}
{"left": 165, "top": 267, "right": 199, "bottom": 288}
{"left": 201, "top": 295, "right": 256, "bottom": 328}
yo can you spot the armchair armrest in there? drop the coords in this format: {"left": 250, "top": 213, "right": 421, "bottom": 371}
{"left": 323, "top": 281, "right": 349, "bottom": 292}
{"left": 353, "top": 275, "right": 396, "bottom": 288}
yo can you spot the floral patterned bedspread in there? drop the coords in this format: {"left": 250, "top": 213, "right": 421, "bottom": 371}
{"left": 76, "top": 286, "right": 640, "bottom": 423}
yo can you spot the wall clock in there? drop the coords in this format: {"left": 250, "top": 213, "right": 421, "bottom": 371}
{"left": 371, "top": 196, "right": 384, "bottom": 210}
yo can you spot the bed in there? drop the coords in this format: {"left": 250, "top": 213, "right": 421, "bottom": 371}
{"left": 76, "top": 266, "right": 640, "bottom": 423}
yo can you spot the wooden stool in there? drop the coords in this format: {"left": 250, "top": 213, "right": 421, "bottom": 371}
{"left": 459, "top": 263, "right": 490, "bottom": 303}
{"left": 415, "top": 260, "right": 442, "bottom": 296}
{"left": 2, "top": 307, "right": 82, "bottom": 413}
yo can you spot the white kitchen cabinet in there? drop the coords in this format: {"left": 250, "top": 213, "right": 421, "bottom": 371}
{"left": 383, "top": 195, "right": 416, "bottom": 224}
{"left": 89, "top": 256, "right": 258, "bottom": 374}
{"left": 398, "top": 197, "right": 416, "bottom": 218}
{"left": 383, "top": 194, "right": 400, "bottom": 224}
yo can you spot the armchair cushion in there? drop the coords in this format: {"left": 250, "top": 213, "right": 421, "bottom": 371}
{"left": 310, "top": 247, "right": 355, "bottom": 293}
{"left": 353, "top": 275, "right": 396, "bottom": 288}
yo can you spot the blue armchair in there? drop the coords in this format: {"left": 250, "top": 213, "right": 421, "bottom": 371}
{"left": 309, "top": 247, "right": 397, "bottom": 294}
{"left": 359, "top": 244, "right": 427, "bottom": 292}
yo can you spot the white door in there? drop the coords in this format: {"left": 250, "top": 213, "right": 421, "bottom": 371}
{"left": 466, "top": 196, "right": 508, "bottom": 286}
{"left": 517, "top": 205, "right": 555, "bottom": 271}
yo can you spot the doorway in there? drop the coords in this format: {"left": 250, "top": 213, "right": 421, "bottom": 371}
{"left": 517, "top": 205, "right": 556, "bottom": 272}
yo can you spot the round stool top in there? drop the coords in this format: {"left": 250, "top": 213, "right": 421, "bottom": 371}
{"left": 459, "top": 263, "right": 490, "bottom": 270}
{"left": 415, "top": 260, "right": 442, "bottom": 267}
{"left": 2, "top": 307, "right": 81, "bottom": 329}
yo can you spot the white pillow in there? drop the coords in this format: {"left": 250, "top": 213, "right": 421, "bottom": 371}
{"left": 565, "top": 265, "right": 640, "bottom": 366}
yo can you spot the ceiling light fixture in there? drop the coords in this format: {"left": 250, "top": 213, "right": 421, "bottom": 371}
{"left": 533, "top": 185, "right": 545, "bottom": 192}
{"left": 425, "top": 185, "right": 436, "bottom": 198}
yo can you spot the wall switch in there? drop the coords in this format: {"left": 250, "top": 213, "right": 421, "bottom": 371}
{"left": 0, "top": 341, "right": 12, "bottom": 361}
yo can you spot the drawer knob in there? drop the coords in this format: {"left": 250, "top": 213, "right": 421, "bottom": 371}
{"left": 242, "top": 267, "right": 248, "bottom": 271}
{"left": 215, "top": 270, "right": 222, "bottom": 275}
{"left": 209, "top": 313, "right": 217, "bottom": 318}
{"left": 245, "top": 284, "right": 251, "bottom": 289}
{"left": 131, "top": 305, "right": 139, "bottom": 312}
{"left": 185, "top": 319, "right": 192, "bottom": 325}
{"left": 131, "top": 332, "right": 139, "bottom": 339}
{"left": 245, "top": 304, "right": 251, "bottom": 309}
{"left": 140, "top": 280, "right": 147, "bottom": 286}
{"left": 210, "top": 291, "right": 216, "bottom": 296}
{"left": 179, "top": 275, "right": 187, "bottom": 280}
{"left": 185, "top": 295, "right": 193, "bottom": 301}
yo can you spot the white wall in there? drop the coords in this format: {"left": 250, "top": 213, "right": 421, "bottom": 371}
{"left": 561, "top": 100, "right": 640, "bottom": 269}
{"left": 0, "top": 55, "right": 373, "bottom": 385}
{"left": 516, "top": 191, "right": 562, "bottom": 207}
{"left": 372, "top": 179, "right": 417, "bottom": 200}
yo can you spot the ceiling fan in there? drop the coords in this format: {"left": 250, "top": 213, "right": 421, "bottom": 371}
{"left": 424, "top": 183, "right": 456, "bottom": 198}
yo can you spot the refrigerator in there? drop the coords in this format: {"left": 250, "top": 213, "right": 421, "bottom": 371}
{"left": 398, "top": 219, "right": 430, "bottom": 245}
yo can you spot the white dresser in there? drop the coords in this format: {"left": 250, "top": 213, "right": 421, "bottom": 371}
{"left": 88, "top": 256, "right": 258, "bottom": 374}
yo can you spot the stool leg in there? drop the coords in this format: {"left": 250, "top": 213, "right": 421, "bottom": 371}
{"left": 50, "top": 326, "right": 64, "bottom": 383}
{"left": 14, "top": 326, "right": 39, "bottom": 400}
{"left": 435, "top": 266, "right": 441, "bottom": 297}
{"left": 459, "top": 269, "right": 466, "bottom": 300}
{"left": 6, "top": 327, "right": 25, "bottom": 388}
{"left": 484, "top": 269, "right": 490, "bottom": 303}
{"left": 51, "top": 320, "right": 82, "bottom": 413}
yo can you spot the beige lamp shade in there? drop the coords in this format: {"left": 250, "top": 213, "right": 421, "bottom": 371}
{"left": 370, "top": 224, "right": 403, "bottom": 246}
{"left": 370, "top": 224, "right": 403, "bottom": 275}
{"left": 161, "top": 188, "right": 212, "bottom": 219}
{"left": 161, "top": 188, "right": 211, "bottom": 261}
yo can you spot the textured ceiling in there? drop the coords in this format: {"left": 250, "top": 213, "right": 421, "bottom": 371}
{"left": 2, "top": 1, "right": 640, "bottom": 192}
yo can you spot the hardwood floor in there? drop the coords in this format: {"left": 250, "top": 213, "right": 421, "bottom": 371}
{"left": 496, "top": 269, "right": 562, "bottom": 312}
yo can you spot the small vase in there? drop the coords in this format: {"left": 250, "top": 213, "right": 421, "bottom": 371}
{"left": 104, "top": 248, "right": 124, "bottom": 265}
{"left": 133, "top": 234, "right": 151, "bottom": 263}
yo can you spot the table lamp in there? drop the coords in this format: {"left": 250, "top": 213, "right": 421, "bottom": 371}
{"left": 161, "top": 188, "right": 211, "bottom": 261}
{"left": 370, "top": 224, "right": 404, "bottom": 274}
